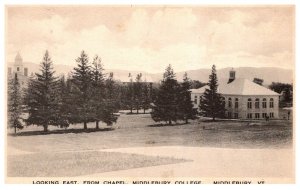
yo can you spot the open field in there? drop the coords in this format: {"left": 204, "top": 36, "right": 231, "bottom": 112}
{"left": 8, "top": 111, "right": 293, "bottom": 152}
{"left": 6, "top": 109, "right": 293, "bottom": 178}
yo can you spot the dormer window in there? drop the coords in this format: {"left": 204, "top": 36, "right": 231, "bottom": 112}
{"left": 228, "top": 69, "right": 236, "bottom": 83}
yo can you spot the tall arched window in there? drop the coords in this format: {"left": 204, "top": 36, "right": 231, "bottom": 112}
{"left": 262, "top": 98, "right": 267, "bottom": 108}
{"left": 270, "top": 98, "right": 274, "bottom": 108}
{"left": 228, "top": 98, "right": 232, "bottom": 108}
{"left": 255, "top": 98, "right": 260, "bottom": 109}
{"left": 235, "top": 98, "right": 238, "bottom": 108}
{"left": 247, "top": 98, "right": 252, "bottom": 109}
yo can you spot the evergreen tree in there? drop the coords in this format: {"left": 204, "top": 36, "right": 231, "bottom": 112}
{"left": 141, "top": 82, "right": 150, "bottom": 114}
{"left": 269, "top": 82, "right": 293, "bottom": 102}
{"left": 127, "top": 73, "right": 134, "bottom": 113}
{"left": 151, "top": 64, "right": 180, "bottom": 124}
{"left": 57, "top": 75, "right": 71, "bottom": 128}
{"left": 105, "top": 72, "right": 115, "bottom": 100}
{"left": 118, "top": 85, "right": 130, "bottom": 110}
{"left": 178, "top": 73, "right": 197, "bottom": 124}
{"left": 133, "top": 73, "right": 143, "bottom": 114}
{"left": 25, "top": 50, "right": 60, "bottom": 132}
{"left": 91, "top": 55, "right": 105, "bottom": 129}
{"left": 8, "top": 74, "right": 24, "bottom": 134}
{"left": 71, "top": 50, "right": 94, "bottom": 129}
{"left": 199, "top": 65, "right": 225, "bottom": 121}
{"left": 102, "top": 72, "right": 118, "bottom": 125}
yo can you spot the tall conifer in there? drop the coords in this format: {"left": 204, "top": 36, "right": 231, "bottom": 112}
{"left": 71, "top": 51, "right": 94, "bottom": 129}
{"left": 8, "top": 74, "right": 23, "bottom": 134}
{"left": 25, "top": 51, "right": 60, "bottom": 132}
{"left": 151, "top": 64, "right": 180, "bottom": 124}
{"left": 178, "top": 73, "right": 197, "bottom": 124}
{"left": 199, "top": 65, "right": 225, "bottom": 121}
{"left": 91, "top": 55, "right": 105, "bottom": 129}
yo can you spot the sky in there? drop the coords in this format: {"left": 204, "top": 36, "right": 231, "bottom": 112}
{"left": 6, "top": 5, "right": 295, "bottom": 73}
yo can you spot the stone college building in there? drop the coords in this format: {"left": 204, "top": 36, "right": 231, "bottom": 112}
{"left": 191, "top": 70, "right": 280, "bottom": 120}
{"left": 7, "top": 53, "right": 29, "bottom": 89}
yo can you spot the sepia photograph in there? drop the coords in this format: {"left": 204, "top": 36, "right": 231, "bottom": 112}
{"left": 5, "top": 4, "right": 295, "bottom": 184}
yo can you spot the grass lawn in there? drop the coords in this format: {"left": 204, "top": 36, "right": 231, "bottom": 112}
{"left": 6, "top": 109, "right": 293, "bottom": 177}
{"left": 7, "top": 151, "right": 188, "bottom": 177}
{"left": 8, "top": 111, "right": 292, "bottom": 153}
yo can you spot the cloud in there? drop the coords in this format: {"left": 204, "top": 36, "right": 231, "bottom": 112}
{"left": 8, "top": 15, "right": 69, "bottom": 46}
{"left": 6, "top": 6, "right": 294, "bottom": 73}
{"left": 204, "top": 9, "right": 293, "bottom": 57}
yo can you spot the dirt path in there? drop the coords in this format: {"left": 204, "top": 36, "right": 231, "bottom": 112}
{"left": 6, "top": 145, "right": 294, "bottom": 183}
{"left": 82, "top": 146, "right": 294, "bottom": 183}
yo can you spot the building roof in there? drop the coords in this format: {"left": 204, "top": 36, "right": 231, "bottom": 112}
{"left": 191, "top": 78, "right": 279, "bottom": 96}
{"left": 14, "top": 52, "right": 23, "bottom": 64}
{"left": 190, "top": 85, "right": 209, "bottom": 94}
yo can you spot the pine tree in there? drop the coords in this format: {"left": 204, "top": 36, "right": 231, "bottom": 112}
{"left": 127, "top": 73, "right": 134, "bottom": 114}
{"left": 102, "top": 72, "right": 118, "bottom": 125}
{"left": 199, "top": 65, "right": 225, "bottom": 121}
{"left": 133, "top": 73, "right": 143, "bottom": 114}
{"left": 57, "top": 75, "right": 71, "bottom": 128}
{"left": 118, "top": 85, "right": 129, "bottom": 110}
{"left": 25, "top": 50, "right": 60, "bottom": 132}
{"left": 178, "top": 73, "right": 197, "bottom": 124}
{"left": 71, "top": 50, "right": 94, "bottom": 129}
{"left": 8, "top": 74, "right": 24, "bottom": 134}
{"left": 151, "top": 64, "right": 180, "bottom": 124}
{"left": 91, "top": 55, "right": 105, "bottom": 129}
{"left": 141, "top": 82, "right": 150, "bottom": 114}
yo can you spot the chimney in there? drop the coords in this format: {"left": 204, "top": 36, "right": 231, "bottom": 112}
{"left": 228, "top": 68, "right": 235, "bottom": 84}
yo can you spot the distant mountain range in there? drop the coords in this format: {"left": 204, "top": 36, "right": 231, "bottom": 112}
{"left": 9, "top": 62, "right": 293, "bottom": 85}
{"left": 176, "top": 67, "right": 293, "bottom": 85}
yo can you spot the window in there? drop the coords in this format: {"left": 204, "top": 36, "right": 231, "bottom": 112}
{"left": 247, "top": 98, "right": 252, "bottom": 109}
{"left": 234, "top": 113, "right": 238, "bottom": 119}
{"left": 255, "top": 98, "right": 260, "bottom": 109}
{"left": 262, "top": 113, "right": 267, "bottom": 118}
{"left": 270, "top": 98, "right": 274, "bottom": 108}
{"left": 221, "top": 97, "right": 225, "bottom": 104}
{"left": 17, "top": 67, "right": 20, "bottom": 71}
{"left": 255, "top": 113, "right": 260, "bottom": 119}
{"left": 247, "top": 113, "right": 252, "bottom": 119}
{"left": 235, "top": 98, "right": 238, "bottom": 108}
{"left": 24, "top": 68, "right": 28, "bottom": 77}
{"left": 270, "top": 112, "right": 274, "bottom": 118}
{"left": 228, "top": 98, "right": 232, "bottom": 108}
{"left": 262, "top": 98, "right": 267, "bottom": 108}
{"left": 194, "top": 96, "right": 198, "bottom": 104}
{"left": 228, "top": 112, "right": 232, "bottom": 118}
